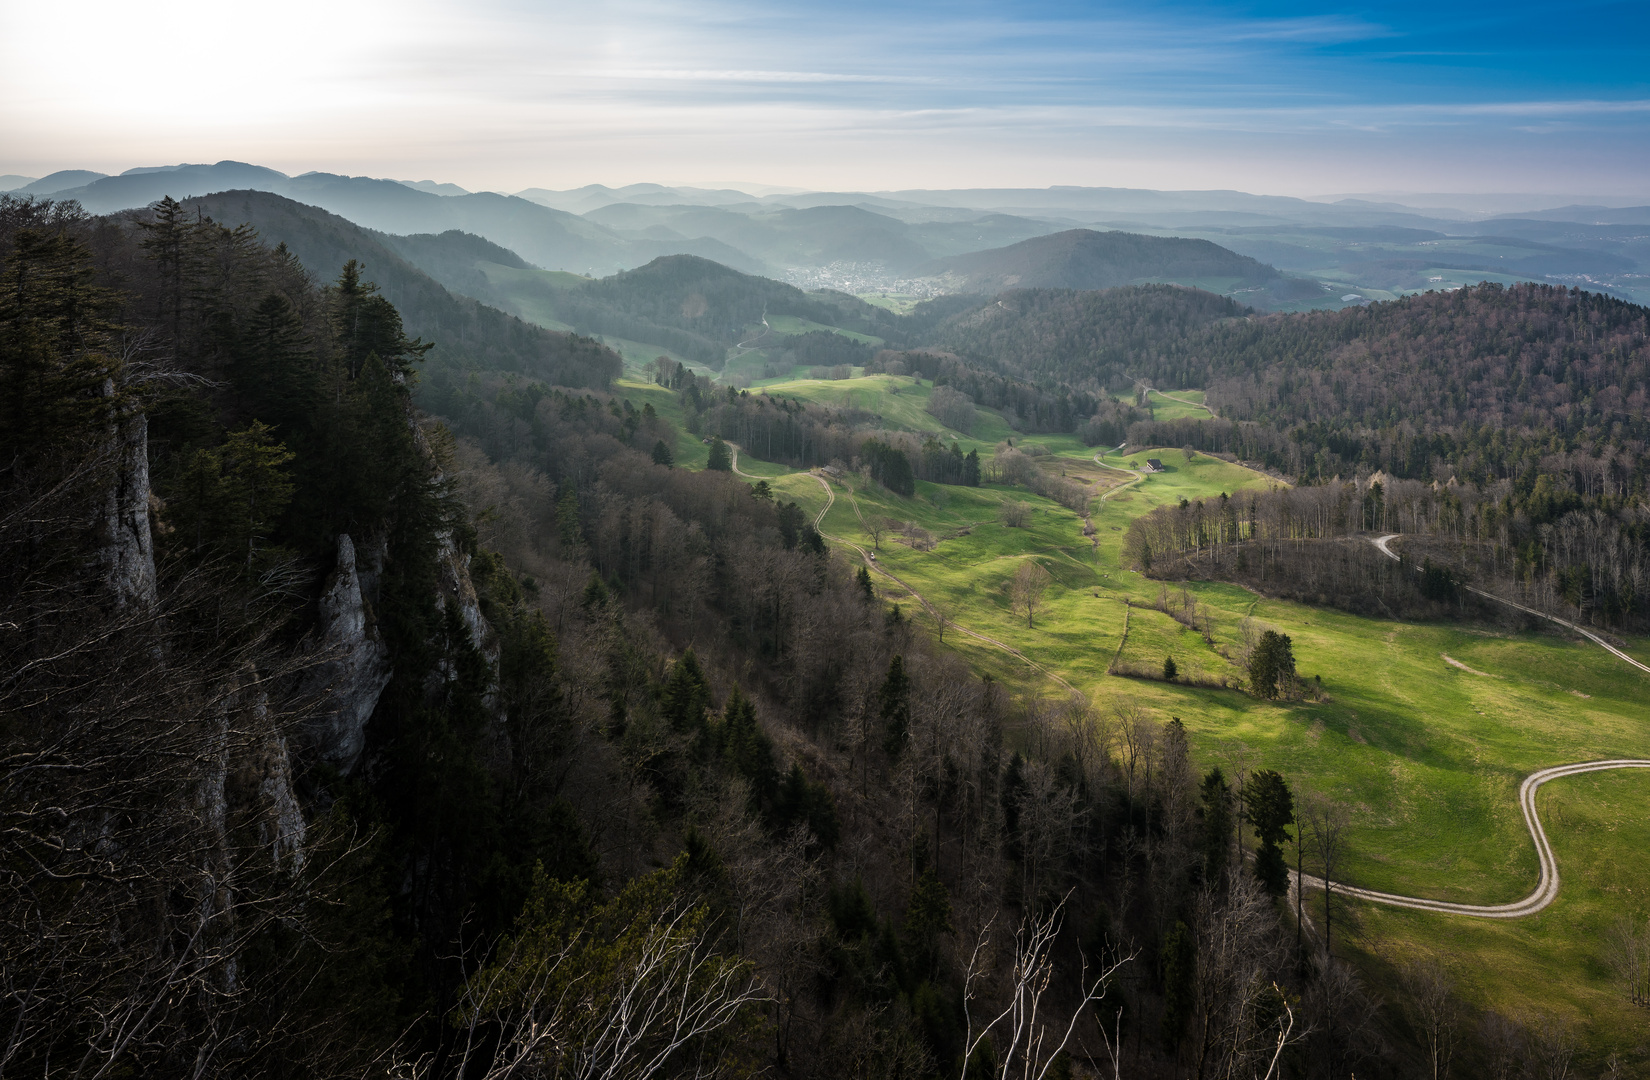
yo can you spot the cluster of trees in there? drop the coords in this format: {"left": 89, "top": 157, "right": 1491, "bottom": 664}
{"left": 1196, "top": 284, "right": 1650, "bottom": 480}
{"left": 925, "top": 384, "right": 977, "bottom": 434}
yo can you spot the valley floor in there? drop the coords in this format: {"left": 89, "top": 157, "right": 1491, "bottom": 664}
{"left": 706, "top": 388, "right": 1650, "bottom": 1069}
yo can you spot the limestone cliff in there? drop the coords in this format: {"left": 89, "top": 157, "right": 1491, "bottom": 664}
{"left": 302, "top": 534, "right": 393, "bottom": 773}
{"left": 100, "top": 411, "right": 156, "bottom": 608}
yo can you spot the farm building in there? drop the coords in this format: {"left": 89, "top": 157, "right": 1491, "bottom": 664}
{"left": 1145, "top": 458, "right": 1165, "bottom": 472}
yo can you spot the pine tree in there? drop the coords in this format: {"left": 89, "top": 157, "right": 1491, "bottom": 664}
{"left": 237, "top": 292, "right": 315, "bottom": 431}
{"left": 1160, "top": 921, "right": 1195, "bottom": 1051}
{"left": 651, "top": 439, "right": 674, "bottom": 467}
{"left": 1200, "top": 767, "right": 1232, "bottom": 887}
{"left": 879, "top": 655, "right": 911, "bottom": 758}
{"left": 706, "top": 437, "right": 732, "bottom": 472}
{"left": 0, "top": 230, "right": 122, "bottom": 466}
{"left": 556, "top": 486, "right": 582, "bottom": 547}
{"left": 1163, "top": 655, "right": 1178, "bottom": 681}
{"left": 331, "top": 261, "right": 431, "bottom": 378}
{"left": 1244, "top": 769, "right": 1294, "bottom": 895}
{"left": 1248, "top": 630, "right": 1296, "bottom": 699}
{"left": 216, "top": 420, "right": 296, "bottom": 568}
{"left": 903, "top": 868, "right": 954, "bottom": 979}
{"left": 660, "top": 649, "right": 711, "bottom": 733}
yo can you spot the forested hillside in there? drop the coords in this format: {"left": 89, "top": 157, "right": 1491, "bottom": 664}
{"left": 178, "top": 190, "right": 620, "bottom": 388}
{"left": 550, "top": 254, "right": 908, "bottom": 366}
{"left": 1099, "top": 284, "right": 1650, "bottom": 630}
{"left": 928, "top": 285, "right": 1248, "bottom": 392}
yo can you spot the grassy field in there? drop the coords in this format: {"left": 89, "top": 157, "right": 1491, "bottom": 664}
{"left": 754, "top": 375, "right": 1021, "bottom": 448}
{"left": 1140, "top": 389, "right": 1213, "bottom": 423}
{"left": 712, "top": 382, "right": 1650, "bottom": 1069}
{"left": 764, "top": 313, "right": 884, "bottom": 345}
{"left": 856, "top": 292, "right": 930, "bottom": 315}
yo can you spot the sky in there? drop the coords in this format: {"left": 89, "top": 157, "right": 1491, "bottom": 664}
{"left": 2, "top": 0, "right": 1648, "bottom": 197}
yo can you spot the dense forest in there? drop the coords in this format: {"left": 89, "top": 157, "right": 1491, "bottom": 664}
{"left": 3, "top": 193, "right": 1411, "bottom": 1080}
{"left": 929, "top": 286, "right": 1248, "bottom": 394}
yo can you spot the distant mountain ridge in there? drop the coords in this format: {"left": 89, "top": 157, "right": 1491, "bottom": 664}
{"left": 12, "top": 162, "right": 1645, "bottom": 307}
{"left": 21, "top": 162, "right": 757, "bottom": 277}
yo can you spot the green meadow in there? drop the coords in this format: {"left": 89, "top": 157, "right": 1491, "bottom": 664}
{"left": 725, "top": 385, "right": 1650, "bottom": 1067}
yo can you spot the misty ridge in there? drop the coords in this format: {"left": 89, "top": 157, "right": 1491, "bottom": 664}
{"left": 6, "top": 160, "right": 1648, "bottom": 309}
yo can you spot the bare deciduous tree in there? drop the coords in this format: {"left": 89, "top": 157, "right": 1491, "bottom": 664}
{"left": 959, "top": 896, "right": 1134, "bottom": 1080}
{"left": 1009, "top": 561, "right": 1052, "bottom": 628}
{"left": 1302, "top": 796, "right": 1348, "bottom": 956}
{"left": 1529, "top": 1014, "right": 1577, "bottom": 1080}
{"left": 863, "top": 515, "right": 886, "bottom": 550}
{"left": 421, "top": 882, "right": 770, "bottom": 1080}
{"left": 1605, "top": 914, "right": 1650, "bottom": 1005}
{"left": 1478, "top": 1012, "right": 1524, "bottom": 1080}
{"left": 1401, "top": 959, "right": 1459, "bottom": 1080}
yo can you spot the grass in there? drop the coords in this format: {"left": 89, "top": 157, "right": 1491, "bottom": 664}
{"left": 1141, "top": 389, "right": 1211, "bottom": 422}
{"left": 711, "top": 383, "right": 1650, "bottom": 1067}
{"left": 756, "top": 375, "right": 1017, "bottom": 447}
{"left": 764, "top": 314, "right": 884, "bottom": 346}
{"left": 856, "top": 293, "right": 929, "bottom": 315}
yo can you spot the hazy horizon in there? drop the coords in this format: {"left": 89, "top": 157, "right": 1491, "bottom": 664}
{"left": 3, "top": 0, "right": 1647, "bottom": 200}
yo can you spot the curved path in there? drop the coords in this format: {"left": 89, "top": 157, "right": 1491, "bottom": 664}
{"left": 1295, "top": 760, "right": 1650, "bottom": 917}
{"left": 1092, "top": 446, "right": 1145, "bottom": 502}
{"left": 1372, "top": 534, "right": 1650, "bottom": 676}
{"left": 730, "top": 307, "right": 771, "bottom": 359}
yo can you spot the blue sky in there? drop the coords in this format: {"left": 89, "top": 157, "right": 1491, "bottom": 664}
{"left": 2, "top": 0, "right": 1646, "bottom": 196}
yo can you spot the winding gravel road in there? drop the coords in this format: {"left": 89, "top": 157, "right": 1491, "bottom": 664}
{"left": 1295, "top": 759, "right": 1650, "bottom": 917}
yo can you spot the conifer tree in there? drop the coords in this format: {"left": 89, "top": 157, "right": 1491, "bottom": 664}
{"left": 217, "top": 420, "right": 296, "bottom": 568}
{"left": 1200, "top": 767, "right": 1232, "bottom": 887}
{"left": 660, "top": 649, "right": 711, "bottom": 733}
{"left": 879, "top": 655, "right": 911, "bottom": 758}
{"left": 1244, "top": 769, "right": 1294, "bottom": 896}
{"left": 0, "top": 230, "right": 121, "bottom": 465}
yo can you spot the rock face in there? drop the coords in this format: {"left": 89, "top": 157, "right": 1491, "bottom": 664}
{"left": 100, "top": 412, "right": 156, "bottom": 607}
{"left": 303, "top": 534, "right": 392, "bottom": 773}
{"left": 438, "top": 532, "right": 495, "bottom": 659}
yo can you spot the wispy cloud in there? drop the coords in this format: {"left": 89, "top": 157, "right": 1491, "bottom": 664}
{"left": 1, "top": 0, "right": 1646, "bottom": 195}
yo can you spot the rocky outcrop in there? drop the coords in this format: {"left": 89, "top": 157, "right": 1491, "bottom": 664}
{"left": 437, "top": 532, "right": 495, "bottom": 660}
{"left": 302, "top": 534, "right": 392, "bottom": 773}
{"left": 100, "top": 411, "right": 156, "bottom": 607}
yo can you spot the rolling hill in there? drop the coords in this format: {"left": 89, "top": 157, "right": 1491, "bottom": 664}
{"left": 918, "top": 228, "right": 1280, "bottom": 292}
{"left": 177, "top": 190, "right": 619, "bottom": 388}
